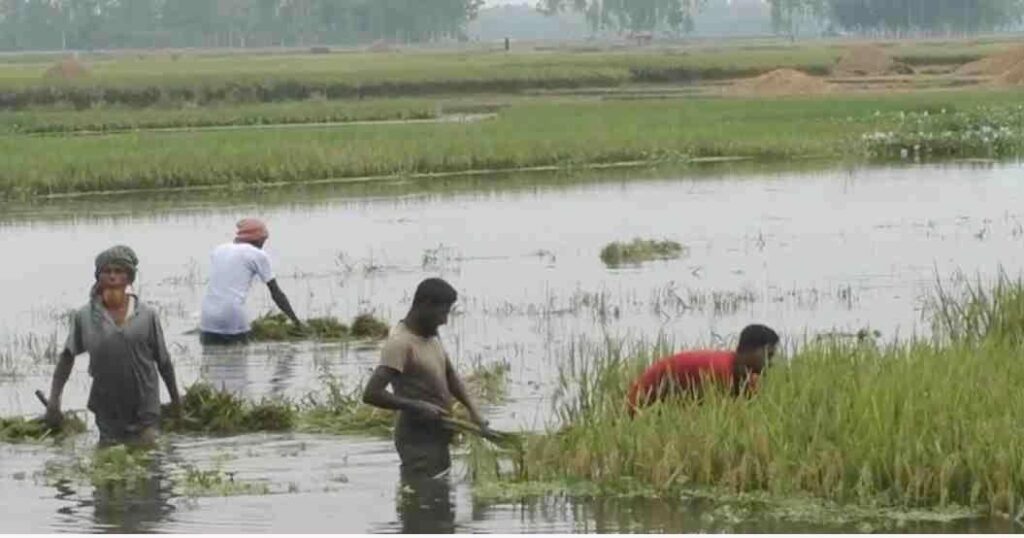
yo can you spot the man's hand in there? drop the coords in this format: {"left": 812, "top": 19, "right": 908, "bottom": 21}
{"left": 409, "top": 401, "right": 449, "bottom": 421}
{"left": 44, "top": 404, "right": 64, "bottom": 429}
{"left": 166, "top": 400, "right": 183, "bottom": 419}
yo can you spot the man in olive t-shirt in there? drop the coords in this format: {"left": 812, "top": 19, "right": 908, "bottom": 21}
{"left": 362, "top": 278, "right": 488, "bottom": 478}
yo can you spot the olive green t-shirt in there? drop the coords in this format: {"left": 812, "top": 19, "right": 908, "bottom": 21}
{"left": 379, "top": 321, "right": 454, "bottom": 413}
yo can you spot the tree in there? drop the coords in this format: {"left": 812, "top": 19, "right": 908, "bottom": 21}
{"left": 538, "top": 0, "right": 706, "bottom": 34}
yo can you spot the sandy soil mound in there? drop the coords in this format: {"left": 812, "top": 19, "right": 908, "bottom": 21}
{"left": 956, "top": 45, "right": 1024, "bottom": 77}
{"left": 731, "top": 68, "right": 832, "bottom": 96}
{"left": 43, "top": 57, "right": 90, "bottom": 80}
{"left": 833, "top": 45, "right": 914, "bottom": 76}
{"left": 993, "top": 62, "right": 1024, "bottom": 86}
{"left": 367, "top": 40, "right": 398, "bottom": 53}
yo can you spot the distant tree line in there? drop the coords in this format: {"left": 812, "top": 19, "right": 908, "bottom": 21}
{"left": 1, "top": 0, "right": 1021, "bottom": 51}
{"left": 768, "top": 0, "right": 1024, "bottom": 38}
{"left": 0, "top": 0, "right": 483, "bottom": 51}
{"left": 537, "top": 0, "right": 707, "bottom": 34}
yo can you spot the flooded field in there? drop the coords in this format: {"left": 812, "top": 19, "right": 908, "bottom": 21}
{"left": 1, "top": 161, "right": 1023, "bottom": 532}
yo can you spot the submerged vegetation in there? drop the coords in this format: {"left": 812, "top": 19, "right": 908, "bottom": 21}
{"left": 468, "top": 275, "right": 1024, "bottom": 516}
{"left": 44, "top": 445, "right": 269, "bottom": 498}
{"left": 600, "top": 238, "right": 686, "bottom": 267}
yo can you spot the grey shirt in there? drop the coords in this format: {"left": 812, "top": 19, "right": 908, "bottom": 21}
{"left": 64, "top": 295, "right": 172, "bottom": 427}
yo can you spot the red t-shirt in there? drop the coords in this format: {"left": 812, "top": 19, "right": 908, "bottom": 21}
{"left": 626, "top": 350, "right": 752, "bottom": 415}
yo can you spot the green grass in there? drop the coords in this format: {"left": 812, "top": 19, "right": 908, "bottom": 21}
{"left": 600, "top": 238, "right": 686, "bottom": 267}
{"left": 249, "top": 312, "right": 388, "bottom": 342}
{"left": 928, "top": 270, "right": 1024, "bottom": 346}
{"left": 4, "top": 89, "right": 1024, "bottom": 200}
{"left": 464, "top": 359, "right": 512, "bottom": 405}
{"left": 297, "top": 377, "right": 395, "bottom": 437}
{"left": 468, "top": 276, "right": 1024, "bottom": 515}
{"left": 0, "top": 98, "right": 441, "bottom": 134}
{"left": 0, "top": 39, "right": 1012, "bottom": 108}
{"left": 162, "top": 382, "right": 297, "bottom": 435}
{"left": 0, "top": 412, "right": 87, "bottom": 443}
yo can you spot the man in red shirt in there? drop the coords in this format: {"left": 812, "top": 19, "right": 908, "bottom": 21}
{"left": 626, "top": 324, "right": 780, "bottom": 416}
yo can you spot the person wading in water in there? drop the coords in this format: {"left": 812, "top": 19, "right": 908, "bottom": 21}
{"left": 362, "top": 278, "right": 490, "bottom": 480}
{"left": 199, "top": 218, "right": 302, "bottom": 345}
{"left": 45, "top": 245, "right": 182, "bottom": 447}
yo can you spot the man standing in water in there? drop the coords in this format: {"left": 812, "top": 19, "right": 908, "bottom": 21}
{"left": 362, "top": 278, "right": 489, "bottom": 480}
{"left": 45, "top": 245, "right": 182, "bottom": 447}
{"left": 199, "top": 218, "right": 302, "bottom": 345}
{"left": 626, "top": 324, "right": 780, "bottom": 416}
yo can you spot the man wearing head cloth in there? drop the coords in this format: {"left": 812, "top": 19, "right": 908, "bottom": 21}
{"left": 45, "top": 245, "right": 182, "bottom": 446}
{"left": 199, "top": 218, "right": 303, "bottom": 345}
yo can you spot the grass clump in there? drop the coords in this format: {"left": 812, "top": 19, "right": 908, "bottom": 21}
{"left": 162, "top": 382, "right": 296, "bottom": 435}
{"left": 298, "top": 377, "right": 394, "bottom": 437}
{"left": 250, "top": 313, "right": 349, "bottom": 342}
{"left": 0, "top": 412, "right": 86, "bottom": 443}
{"left": 928, "top": 270, "right": 1024, "bottom": 346}
{"left": 600, "top": 238, "right": 686, "bottom": 267}
{"left": 464, "top": 359, "right": 512, "bottom": 404}
{"left": 249, "top": 312, "right": 388, "bottom": 342}
{"left": 468, "top": 275, "right": 1024, "bottom": 515}
{"left": 350, "top": 313, "right": 390, "bottom": 339}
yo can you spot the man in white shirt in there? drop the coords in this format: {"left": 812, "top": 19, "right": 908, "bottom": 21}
{"left": 199, "top": 218, "right": 302, "bottom": 345}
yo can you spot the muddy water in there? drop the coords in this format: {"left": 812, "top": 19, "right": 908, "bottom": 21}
{"left": 1, "top": 162, "right": 1022, "bottom": 532}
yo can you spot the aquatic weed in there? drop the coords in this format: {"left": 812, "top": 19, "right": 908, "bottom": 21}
{"left": 600, "top": 239, "right": 686, "bottom": 267}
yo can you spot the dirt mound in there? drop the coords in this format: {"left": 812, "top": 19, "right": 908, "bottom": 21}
{"left": 956, "top": 45, "right": 1024, "bottom": 77}
{"left": 993, "top": 62, "right": 1024, "bottom": 86}
{"left": 367, "top": 40, "right": 397, "bottom": 53}
{"left": 43, "top": 57, "right": 90, "bottom": 81}
{"left": 833, "top": 45, "right": 913, "bottom": 76}
{"left": 730, "top": 68, "right": 832, "bottom": 96}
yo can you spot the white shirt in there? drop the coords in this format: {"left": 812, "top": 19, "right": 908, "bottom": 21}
{"left": 199, "top": 242, "right": 275, "bottom": 335}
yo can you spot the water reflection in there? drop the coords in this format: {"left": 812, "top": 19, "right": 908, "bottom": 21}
{"left": 199, "top": 343, "right": 250, "bottom": 397}
{"left": 68, "top": 451, "right": 175, "bottom": 533}
{"left": 268, "top": 347, "right": 298, "bottom": 399}
{"left": 396, "top": 471, "right": 456, "bottom": 534}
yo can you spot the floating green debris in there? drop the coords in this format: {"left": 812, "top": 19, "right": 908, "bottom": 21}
{"left": 178, "top": 463, "right": 270, "bottom": 498}
{"left": 0, "top": 412, "right": 86, "bottom": 443}
{"left": 350, "top": 313, "right": 390, "bottom": 339}
{"left": 600, "top": 238, "right": 686, "bottom": 267}
{"left": 162, "top": 382, "right": 296, "bottom": 435}
{"left": 249, "top": 312, "right": 388, "bottom": 342}
{"left": 45, "top": 445, "right": 270, "bottom": 499}
{"left": 45, "top": 445, "right": 154, "bottom": 495}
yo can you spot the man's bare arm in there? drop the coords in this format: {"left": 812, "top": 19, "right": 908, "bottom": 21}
{"left": 362, "top": 366, "right": 448, "bottom": 420}
{"left": 267, "top": 279, "right": 302, "bottom": 326}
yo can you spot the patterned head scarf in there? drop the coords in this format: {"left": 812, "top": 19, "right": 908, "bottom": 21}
{"left": 94, "top": 245, "right": 138, "bottom": 284}
{"left": 235, "top": 218, "right": 269, "bottom": 244}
